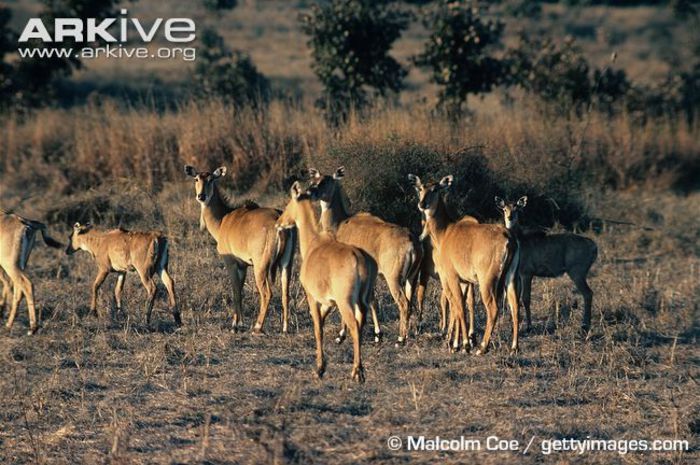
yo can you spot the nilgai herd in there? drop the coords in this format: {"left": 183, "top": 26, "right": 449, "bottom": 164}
{"left": 0, "top": 165, "right": 597, "bottom": 383}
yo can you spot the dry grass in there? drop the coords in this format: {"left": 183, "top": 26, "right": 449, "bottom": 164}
{"left": 0, "top": 2, "right": 697, "bottom": 462}
{"left": 0, "top": 162, "right": 697, "bottom": 463}
{"left": 1, "top": 100, "right": 698, "bottom": 198}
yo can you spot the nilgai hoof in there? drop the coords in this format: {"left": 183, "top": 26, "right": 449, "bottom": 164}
{"left": 251, "top": 327, "right": 265, "bottom": 336}
{"left": 509, "top": 347, "right": 518, "bottom": 356}
{"left": 335, "top": 335, "right": 346, "bottom": 345}
{"left": 394, "top": 336, "right": 405, "bottom": 348}
{"left": 374, "top": 331, "right": 383, "bottom": 344}
{"left": 315, "top": 366, "right": 325, "bottom": 379}
{"left": 475, "top": 345, "right": 488, "bottom": 356}
{"left": 27, "top": 326, "right": 38, "bottom": 336}
{"left": 352, "top": 367, "right": 365, "bottom": 384}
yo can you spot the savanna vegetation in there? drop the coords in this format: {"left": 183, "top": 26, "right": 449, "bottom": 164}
{"left": 0, "top": 1, "right": 697, "bottom": 464}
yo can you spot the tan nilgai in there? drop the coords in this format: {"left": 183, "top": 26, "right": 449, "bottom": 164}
{"left": 0, "top": 211, "right": 62, "bottom": 334}
{"left": 416, "top": 216, "right": 478, "bottom": 345}
{"left": 65, "top": 223, "right": 180, "bottom": 327}
{"left": 308, "top": 167, "right": 422, "bottom": 345}
{"left": 409, "top": 175, "right": 521, "bottom": 354}
{"left": 495, "top": 196, "right": 598, "bottom": 331}
{"left": 185, "top": 165, "right": 295, "bottom": 333}
{"left": 276, "top": 181, "right": 377, "bottom": 383}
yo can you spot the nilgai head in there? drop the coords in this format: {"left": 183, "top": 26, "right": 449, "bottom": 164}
{"left": 306, "top": 166, "right": 344, "bottom": 204}
{"left": 495, "top": 196, "right": 527, "bottom": 229}
{"left": 184, "top": 165, "right": 227, "bottom": 206}
{"left": 408, "top": 174, "right": 453, "bottom": 217}
{"left": 276, "top": 181, "right": 313, "bottom": 230}
{"left": 65, "top": 222, "right": 93, "bottom": 255}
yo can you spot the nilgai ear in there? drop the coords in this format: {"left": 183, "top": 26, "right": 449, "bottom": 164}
{"left": 407, "top": 174, "right": 422, "bottom": 189}
{"left": 495, "top": 196, "right": 506, "bottom": 210}
{"left": 184, "top": 165, "right": 197, "bottom": 177}
{"left": 212, "top": 166, "right": 227, "bottom": 178}
{"left": 439, "top": 175, "right": 454, "bottom": 189}
{"left": 73, "top": 222, "right": 81, "bottom": 229}
{"left": 290, "top": 180, "right": 302, "bottom": 199}
{"left": 517, "top": 196, "right": 528, "bottom": 208}
{"left": 333, "top": 166, "right": 345, "bottom": 180}
{"left": 307, "top": 168, "right": 321, "bottom": 180}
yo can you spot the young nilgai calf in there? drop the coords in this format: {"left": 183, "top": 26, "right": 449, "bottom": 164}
{"left": 495, "top": 196, "right": 598, "bottom": 331}
{"left": 65, "top": 223, "right": 180, "bottom": 327}
{"left": 276, "top": 181, "right": 377, "bottom": 383}
{"left": 0, "top": 211, "right": 62, "bottom": 334}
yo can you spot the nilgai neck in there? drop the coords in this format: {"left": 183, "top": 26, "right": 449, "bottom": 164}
{"left": 200, "top": 184, "right": 232, "bottom": 243}
{"left": 424, "top": 197, "right": 453, "bottom": 246}
{"left": 296, "top": 199, "right": 325, "bottom": 259}
{"left": 320, "top": 185, "right": 352, "bottom": 232}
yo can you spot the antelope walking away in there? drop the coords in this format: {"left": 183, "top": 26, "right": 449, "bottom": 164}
{"left": 0, "top": 1, "right": 696, "bottom": 464}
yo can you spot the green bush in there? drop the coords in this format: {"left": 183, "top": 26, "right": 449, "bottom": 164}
{"left": 505, "top": 35, "right": 591, "bottom": 113}
{"left": 505, "top": 35, "right": 631, "bottom": 115}
{"left": 194, "top": 28, "right": 269, "bottom": 107}
{"left": 413, "top": 0, "right": 504, "bottom": 117}
{"left": 300, "top": 0, "right": 410, "bottom": 121}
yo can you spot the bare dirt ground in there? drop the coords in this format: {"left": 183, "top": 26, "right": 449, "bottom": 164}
{"left": 0, "top": 187, "right": 697, "bottom": 464}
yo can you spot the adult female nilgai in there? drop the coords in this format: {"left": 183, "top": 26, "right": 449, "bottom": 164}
{"left": 184, "top": 165, "right": 295, "bottom": 334}
{"left": 65, "top": 223, "right": 180, "bottom": 328}
{"left": 276, "top": 181, "right": 377, "bottom": 383}
{"left": 495, "top": 196, "right": 598, "bottom": 331}
{"left": 0, "top": 211, "right": 62, "bottom": 335}
{"left": 308, "top": 167, "right": 422, "bottom": 345}
{"left": 409, "top": 175, "right": 521, "bottom": 354}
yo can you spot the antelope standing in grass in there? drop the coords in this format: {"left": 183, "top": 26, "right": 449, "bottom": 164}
{"left": 308, "top": 167, "right": 422, "bottom": 345}
{"left": 65, "top": 223, "right": 180, "bottom": 327}
{"left": 184, "top": 165, "right": 295, "bottom": 333}
{"left": 0, "top": 211, "right": 62, "bottom": 334}
{"left": 276, "top": 181, "right": 376, "bottom": 382}
{"left": 495, "top": 196, "right": 598, "bottom": 331}
{"left": 415, "top": 218, "right": 478, "bottom": 344}
{"left": 409, "top": 175, "right": 521, "bottom": 354}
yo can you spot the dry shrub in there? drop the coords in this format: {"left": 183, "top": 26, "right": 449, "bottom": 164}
{"left": 44, "top": 181, "right": 165, "bottom": 230}
{"left": 1, "top": 99, "right": 698, "bottom": 229}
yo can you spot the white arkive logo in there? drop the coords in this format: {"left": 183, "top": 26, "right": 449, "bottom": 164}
{"left": 18, "top": 8, "right": 195, "bottom": 44}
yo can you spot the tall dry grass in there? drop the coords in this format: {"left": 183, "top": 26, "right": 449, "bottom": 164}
{"left": 0, "top": 99, "right": 697, "bottom": 226}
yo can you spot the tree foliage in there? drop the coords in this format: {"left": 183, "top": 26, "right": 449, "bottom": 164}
{"left": 505, "top": 35, "right": 629, "bottom": 113}
{"left": 194, "top": 28, "right": 269, "bottom": 107}
{"left": 413, "top": 0, "right": 504, "bottom": 116}
{"left": 202, "top": 0, "right": 238, "bottom": 12}
{"left": 0, "top": 6, "right": 15, "bottom": 106}
{"left": 1, "top": 0, "right": 120, "bottom": 108}
{"left": 300, "top": 0, "right": 410, "bottom": 119}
